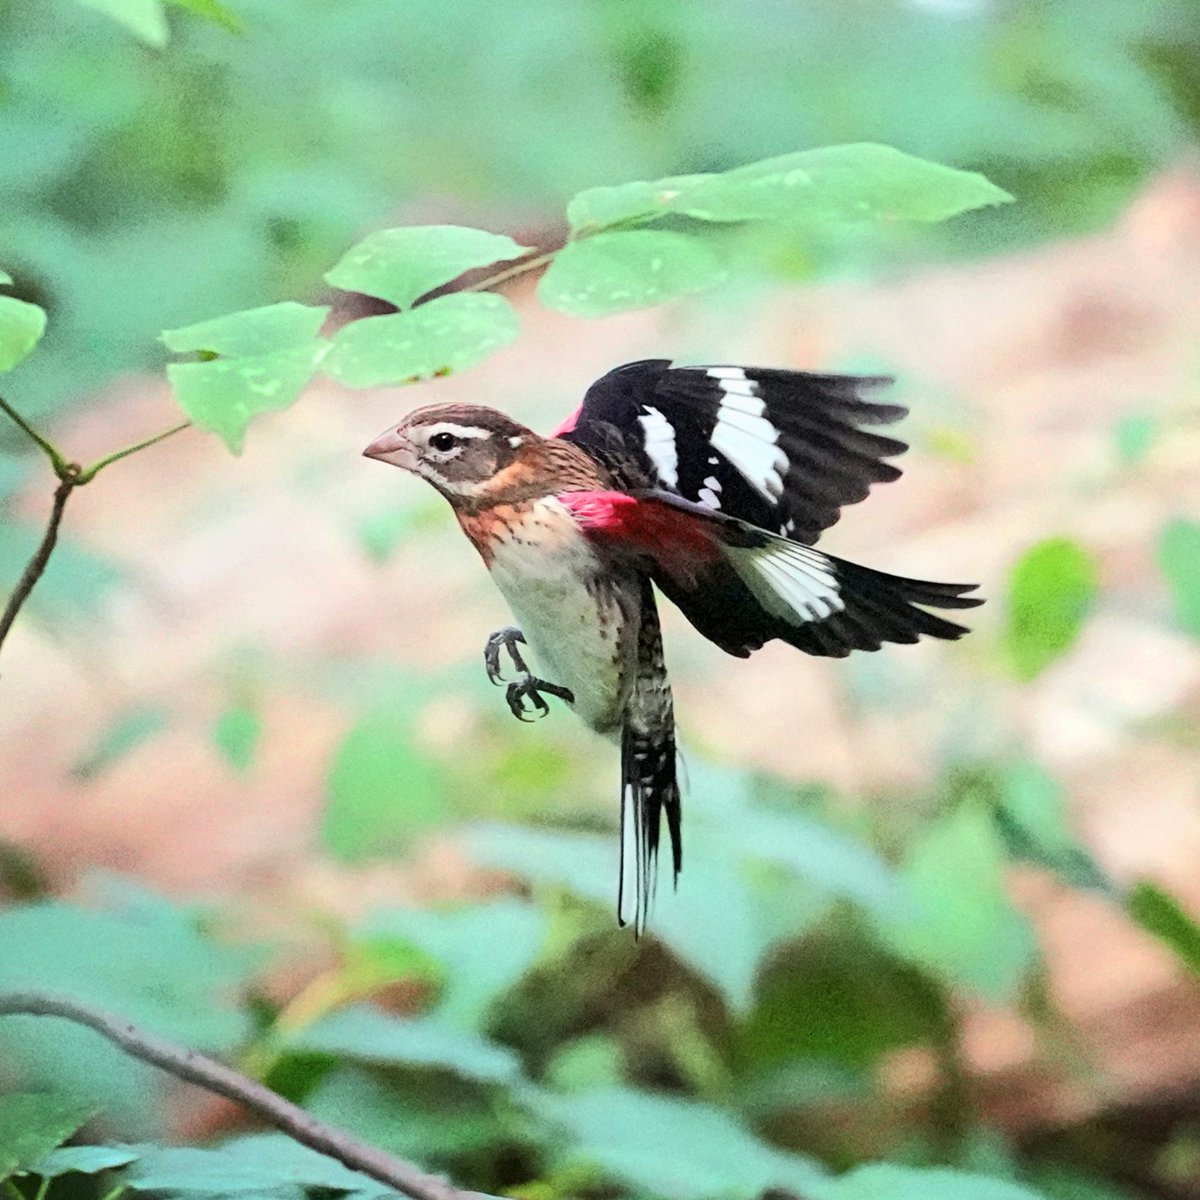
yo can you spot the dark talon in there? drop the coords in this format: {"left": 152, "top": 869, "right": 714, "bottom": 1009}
{"left": 484, "top": 626, "right": 528, "bottom": 685}
{"left": 504, "top": 676, "right": 575, "bottom": 722}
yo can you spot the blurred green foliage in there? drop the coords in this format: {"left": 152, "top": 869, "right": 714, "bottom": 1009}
{"left": 2, "top": 0, "right": 1199, "bottom": 417}
{"left": 3, "top": 3, "right": 1200, "bottom": 1199}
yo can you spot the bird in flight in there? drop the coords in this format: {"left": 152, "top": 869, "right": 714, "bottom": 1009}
{"left": 364, "top": 359, "right": 981, "bottom": 931}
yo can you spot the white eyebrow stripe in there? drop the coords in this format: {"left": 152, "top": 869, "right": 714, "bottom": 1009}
{"left": 422, "top": 422, "right": 493, "bottom": 439}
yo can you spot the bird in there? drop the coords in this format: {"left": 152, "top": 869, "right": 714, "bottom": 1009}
{"left": 363, "top": 359, "right": 982, "bottom": 931}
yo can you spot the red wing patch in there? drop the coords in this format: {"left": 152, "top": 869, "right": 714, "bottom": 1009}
{"left": 558, "top": 490, "right": 720, "bottom": 586}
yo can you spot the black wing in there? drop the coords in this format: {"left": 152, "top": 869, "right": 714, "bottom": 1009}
{"left": 558, "top": 358, "right": 907, "bottom": 544}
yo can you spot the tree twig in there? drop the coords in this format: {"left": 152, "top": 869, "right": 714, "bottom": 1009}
{"left": 0, "top": 395, "right": 67, "bottom": 476}
{"left": 0, "top": 991, "right": 499, "bottom": 1200}
{"left": 0, "top": 473, "right": 77, "bottom": 658}
{"left": 77, "top": 421, "right": 192, "bottom": 484}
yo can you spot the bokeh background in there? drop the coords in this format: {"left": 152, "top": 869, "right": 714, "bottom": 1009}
{"left": 2, "top": 2, "right": 1200, "bottom": 1197}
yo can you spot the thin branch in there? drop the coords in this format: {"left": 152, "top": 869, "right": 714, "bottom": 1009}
{"left": 0, "top": 991, "right": 499, "bottom": 1200}
{"left": 462, "top": 250, "right": 558, "bottom": 296}
{"left": 77, "top": 421, "right": 191, "bottom": 484}
{"left": 0, "top": 395, "right": 67, "bottom": 477}
{"left": 0, "top": 474, "right": 77, "bottom": 659}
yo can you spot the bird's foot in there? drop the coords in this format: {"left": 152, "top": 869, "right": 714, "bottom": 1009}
{"left": 484, "top": 626, "right": 529, "bottom": 684}
{"left": 505, "top": 676, "right": 575, "bottom": 722}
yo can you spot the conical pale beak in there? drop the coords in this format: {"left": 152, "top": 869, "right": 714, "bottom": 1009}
{"left": 363, "top": 426, "right": 417, "bottom": 470}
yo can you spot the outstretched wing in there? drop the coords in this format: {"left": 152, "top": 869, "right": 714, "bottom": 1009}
{"left": 618, "top": 576, "right": 681, "bottom": 935}
{"left": 556, "top": 358, "right": 907, "bottom": 544}
{"left": 559, "top": 488, "right": 982, "bottom": 660}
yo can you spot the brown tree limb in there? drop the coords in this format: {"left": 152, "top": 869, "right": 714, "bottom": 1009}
{"left": 0, "top": 991, "right": 500, "bottom": 1200}
{"left": 0, "top": 472, "right": 77, "bottom": 659}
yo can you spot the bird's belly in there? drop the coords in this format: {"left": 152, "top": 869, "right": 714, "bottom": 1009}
{"left": 487, "top": 535, "right": 633, "bottom": 733}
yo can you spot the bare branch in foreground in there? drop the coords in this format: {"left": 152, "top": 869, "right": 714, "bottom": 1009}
{"left": 0, "top": 991, "right": 500, "bottom": 1200}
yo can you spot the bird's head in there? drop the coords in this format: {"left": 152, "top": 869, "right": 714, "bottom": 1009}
{"left": 363, "top": 404, "right": 538, "bottom": 503}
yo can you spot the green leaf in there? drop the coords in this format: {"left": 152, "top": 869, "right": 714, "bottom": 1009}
{"left": 325, "top": 225, "right": 531, "bottom": 309}
{"left": 163, "top": 303, "right": 330, "bottom": 453}
{"left": 1004, "top": 537, "right": 1098, "bottom": 681}
{"left": 534, "top": 1086, "right": 826, "bottom": 1200}
{"left": 306, "top": 1064, "right": 532, "bottom": 1165}
{"left": 1127, "top": 880, "right": 1200, "bottom": 974}
{"left": 288, "top": 1004, "right": 523, "bottom": 1084}
{"left": 212, "top": 702, "right": 261, "bottom": 772}
{"left": 163, "top": 0, "right": 242, "bottom": 34}
{"left": 321, "top": 705, "right": 447, "bottom": 861}
{"left": 545, "top": 1034, "right": 625, "bottom": 1093}
{"left": 566, "top": 173, "right": 713, "bottom": 231}
{"left": 322, "top": 292, "right": 519, "bottom": 388}
{"left": 1114, "top": 412, "right": 1156, "bottom": 466}
{"left": 814, "top": 1163, "right": 1047, "bottom": 1199}
{"left": 0, "top": 271, "right": 12, "bottom": 285}
{"left": 70, "top": 707, "right": 169, "bottom": 781}
{"left": 76, "top": 0, "right": 169, "bottom": 46}
{"left": 879, "top": 804, "right": 1037, "bottom": 1001}
{"left": 566, "top": 144, "right": 1012, "bottom": 232}
{"left": 361, "top": 900, "right": 547, "bottom": 1030}
{"left": 1158, "top": 519, "right": 1200, "bottom": 638}
{"left": 162, "top": 302, "right": 327, "bottom": 357}
{"left": 0, "top": 1093, "right": 97, "bottom": 1179}
{"left": 126, "top": 1147, "right": 305, "bottom": 1195}
{"left": 25, "top": 1144, "right": 142, "bottom": 1177}
{"left": 537, "top": 230, "right": 726, "bottom": 317}
{"left": 0, "top": 295, "right": 48, "bottom": 374}
{"left": 0, "top": 892, "right": 256, "bottom": 1133}
{"left": 738, "top": 938, "right": 950, "bottom": 1075}
{"left": 993, "top": 760, "right": 1114, "bottom": 893}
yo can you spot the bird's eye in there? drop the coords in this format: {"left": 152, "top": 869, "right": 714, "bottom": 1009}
{"left": 429, "top": 432, "right": 458, "bottom": 452}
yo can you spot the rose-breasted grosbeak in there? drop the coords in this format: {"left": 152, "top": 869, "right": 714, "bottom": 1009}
{"left": 364, "top": 359, "right": 981, "bottom": 930}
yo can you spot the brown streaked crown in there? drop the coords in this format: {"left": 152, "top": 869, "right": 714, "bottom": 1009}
{"left": 386, "top": 404, "right": 538, "bottom": 503}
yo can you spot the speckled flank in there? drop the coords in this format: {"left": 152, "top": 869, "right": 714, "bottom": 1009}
{"left": 463, "top": 496, "right": 641, "bottom": 734}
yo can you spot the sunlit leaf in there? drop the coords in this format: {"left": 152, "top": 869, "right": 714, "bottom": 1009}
{"left": 163, "top": 303, "right": 330, "bottom": 453}
{"left": 163, "top": 0, "right": 242, "bottom": 34}
{"left": 321, "top": 705, "right": 447, "bottom": 862}
{"left": 1158, "top": 518, "right": 1200, "bottom": 639}
{"left": 76, "top": 0, "right": 169, "bottom": 47}
{"left": 322, "top": 292, "right": 519, "bottom": 388}
{"left": 212, "top": 702, "right": 261, "bottom": 772}
{"left": 25, "top": 1144, "right": 142, "bottom": 1177}
{"left": 325, "top": 225, "right": 531, "bottom": 309}
{"left": 880, "top": 804, "right": 1037, "bottom": 1001}
{"left": 289, "top": 1004, "right": 523, "bottom": 1084}
{"left": 1004, "top": 537, "right": 1098, "bottom": 681}
{"left": 567, "top": 144, "right": 1012, "bottom": 232}
{"left": 1127, "top": 880, "right": 1200, "bottom": 975}
{"left": 533, "top": 1086, "right": 827, "bottom": 1200}
{"left": 0, "top": 295, "right": 47, "bottom": 374}
{"left": 538, "top": 230, "right": 726, "bottom": 317}
{"left": 361, "top": 900, "right": 547, "bottom": 1030}
{"left": 0, "top": 1093, "right": 97, "bottom": 1178}
{"left": 545, "top": 1034, "right": 625, "bottom": 1093}
{"left": 814, "top": 1162, "right": 1047, "bottom": 1199}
